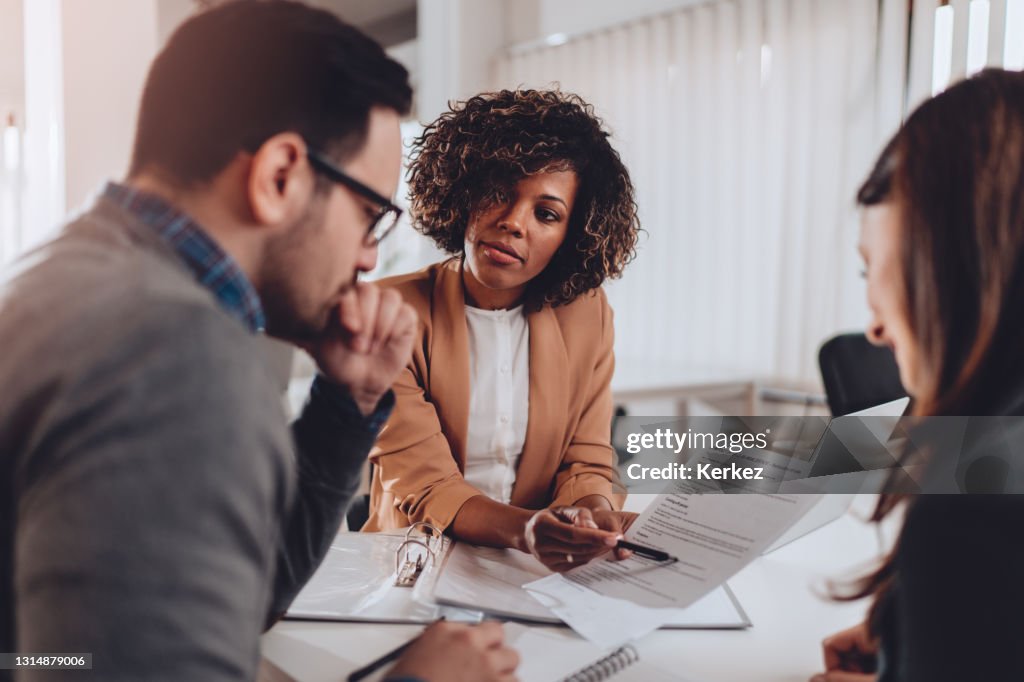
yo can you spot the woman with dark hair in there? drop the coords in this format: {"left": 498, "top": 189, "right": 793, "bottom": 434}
{"left": 812, "top": 69, "right": 1024, "bottom": 682}
{"left": 361, "top": 90, "right": 641, "bottom": 571}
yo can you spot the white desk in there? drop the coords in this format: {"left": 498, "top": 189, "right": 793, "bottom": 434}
{"left": 630, "top": 495, "right": 886, "bottom": 681}
{"left": 264, "top": 495, "right": 889, "bottom": 682}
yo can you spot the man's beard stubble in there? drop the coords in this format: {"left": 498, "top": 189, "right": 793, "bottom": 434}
{"left": 257, "top": 198, "right": 347, "bottom": 343}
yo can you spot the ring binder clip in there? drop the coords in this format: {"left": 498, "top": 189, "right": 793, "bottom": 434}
{"left": 394, "top": 522, "right": 442, "bottom": 587}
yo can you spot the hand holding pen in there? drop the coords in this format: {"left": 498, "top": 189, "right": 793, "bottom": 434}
{"left": 558, "top": 507, "right": 679, "bottom": 564}
{"left": 524, "top": 507, "right": 621, "bottom": 572}
{"left": 527, "top": 504, "right": 675, "bottom": 572}
{"left": 555, "top": 506, "right": 637, "bottom": 561}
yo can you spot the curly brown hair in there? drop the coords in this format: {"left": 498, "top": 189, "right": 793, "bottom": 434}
{"left": 407, "top": 89, "right": 640, "bottom": 308}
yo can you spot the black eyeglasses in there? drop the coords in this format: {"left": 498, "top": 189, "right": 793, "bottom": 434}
{"left": 307, "top": 149, "right": 403, "bottom": 246}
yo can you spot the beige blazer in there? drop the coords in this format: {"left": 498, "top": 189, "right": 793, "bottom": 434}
{"left": 362, "top": 258, "right": 623, "bottom": 532}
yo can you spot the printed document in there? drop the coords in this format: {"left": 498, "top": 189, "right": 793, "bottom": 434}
{"left": 526, "top": 488, "right": 820, "bottom": 645}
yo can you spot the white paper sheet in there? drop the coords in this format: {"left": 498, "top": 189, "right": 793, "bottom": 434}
{"left": 433, "top": 544, "right": 554, "bottom": 621}
{"left": 433, "top": 543, "right": 748, "bottom": 628}
{"left": 526, "top": 490, "right": 820, "bottom": 645}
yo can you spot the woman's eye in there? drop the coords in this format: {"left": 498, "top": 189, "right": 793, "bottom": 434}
{"left": 537, "top": 209, "right": 559, "bottom": 222}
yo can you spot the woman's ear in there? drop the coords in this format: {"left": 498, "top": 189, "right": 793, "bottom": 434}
{"left": 247, "top": 132, "right": 314, "bottom": 227}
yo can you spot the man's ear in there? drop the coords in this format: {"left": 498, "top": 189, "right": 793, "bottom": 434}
{"left": 247, "top": 132, "right": 314, "bottom": 227}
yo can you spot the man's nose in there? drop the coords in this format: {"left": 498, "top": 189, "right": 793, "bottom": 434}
{"left": 356, "top": 242, "right": 379, "bottom": 273}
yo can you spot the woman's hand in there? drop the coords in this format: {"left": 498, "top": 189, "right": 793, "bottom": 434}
{"left": 810, "top": 621, "right": 878, "bottom": 682}
{"left": 561, "top": 507, "right": 639, "bottom": 560}
{"left": 568, "top": 495, "right": 639, "bottom": 560}
{"left": 524, "top": 507, "right": 620, "bottom": 572}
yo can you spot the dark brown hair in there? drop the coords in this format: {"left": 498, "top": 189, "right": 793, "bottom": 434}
{"left": 848, "top": 68, "right": 1024, "bottom": 633}
{"left": 131, "top": 1, "right": 411, "bottom": 186}
{"left": 406, "top": 89, "right": 640, "bottom": 308}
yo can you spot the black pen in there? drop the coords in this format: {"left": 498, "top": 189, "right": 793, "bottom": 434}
{"left": 348, "top": 617, "right": 445, "bottom": 681}
{"left": 616, "top": 539, "right": 677, "bottom": 563}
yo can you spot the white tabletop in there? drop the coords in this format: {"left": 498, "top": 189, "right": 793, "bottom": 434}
{"left": 629, "top": 495, "right": 887, "bottom": 681}
{"left": 264, "top": 495, "right": 890, "bottom": 682}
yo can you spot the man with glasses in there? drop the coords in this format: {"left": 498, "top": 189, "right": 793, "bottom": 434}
{"left": 307, "top": 148, "right": 404, "bottom": 244}
{"left": 0, "top": 3, "right": 518, "bottom": 682}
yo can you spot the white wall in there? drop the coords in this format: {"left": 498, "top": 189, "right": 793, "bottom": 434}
{"left": 0, "top": 0, "right": 25, "bottom": 126}
{"left": 416, "top": 0, "right": 505, "bottom": 122}
{"left": 61, "top": 0, "right": 160, "bottom": 212}
{"left": 21, "top": 0, "right": 65, "bottom": 249}
{"left": 412, "top": 0, "right": 719, "bottom": 121}
{"left": 414, "top": 0, "right": 703, "bottom": 121}
{"left": 58, "top": 0, "right": 196, "bottom": 214}
{"left": 501, "top": 0, "right": 541, "bottom": 47}
{"left": 156, "top": 0, "right": 196, "bottom": 46}
{"left": 505, "top": 0, "right": 708, "bottom": 46}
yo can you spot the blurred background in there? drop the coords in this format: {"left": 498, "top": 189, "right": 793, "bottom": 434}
{"left": 1, "top": 0, "right": 1022, "bottom": 415}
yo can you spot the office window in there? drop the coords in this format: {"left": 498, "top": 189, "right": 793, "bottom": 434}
{"left": 493, "top": 0, "right": 886, "bottom": 384}
{"left": 929, "top": 0, "right": 1024, "bottom": 98}
{"left": 1006, "top": 0, "right": 1024, "bottom": 69}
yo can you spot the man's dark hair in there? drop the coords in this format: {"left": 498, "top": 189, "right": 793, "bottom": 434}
{"left": 129, "top": 0, "right": 412, "bottom": 186}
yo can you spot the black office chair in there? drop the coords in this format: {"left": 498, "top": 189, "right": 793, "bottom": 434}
{"left": 818, "top": 333, "right": 906, "bottom": 416}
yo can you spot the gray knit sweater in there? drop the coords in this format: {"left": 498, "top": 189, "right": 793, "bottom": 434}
{"left": 0, "top": 197, "right": 384, "bottom": 680}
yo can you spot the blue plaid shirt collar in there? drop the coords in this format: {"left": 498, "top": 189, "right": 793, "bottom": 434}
{"left": 103, "top": 182, "right": 266, "bottom": 332}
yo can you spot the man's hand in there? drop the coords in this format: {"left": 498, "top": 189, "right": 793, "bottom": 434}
{"left": 810, "top": 621, "right": 878, "bottom": 682}
{"left": 306, "top": 282, "right": 417, "bottom": 415}
{"left": 386, "top": 621, "right": 519, "bottom": 682}
{"left": 523, "top": 507, "right": 620, "bottom": 572}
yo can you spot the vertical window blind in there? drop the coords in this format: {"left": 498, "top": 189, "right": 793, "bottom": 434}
{"left": 492, "top": 0, "right": 1022, "bottom": 386}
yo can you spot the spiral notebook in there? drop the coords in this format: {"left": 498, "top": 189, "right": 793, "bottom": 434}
{"left": 504, "top": 624, "right": 685, "bottom": 682}
{"left": 262, "top": 624, "right": 687, "bottom": 682}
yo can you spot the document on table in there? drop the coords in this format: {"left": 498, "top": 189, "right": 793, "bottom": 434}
{"left": 432, "top": 543, "right": 749, "bottom": 629}
{"left": 433, "top": 543, "right": 555, "bottom": 622}
{"left": 526, "top": 489, "right": 820, "bottom": 646}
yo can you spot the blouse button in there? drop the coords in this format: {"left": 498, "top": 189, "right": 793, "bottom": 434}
{"left": 500, "top": 415, "right": 510, "bottom": 424}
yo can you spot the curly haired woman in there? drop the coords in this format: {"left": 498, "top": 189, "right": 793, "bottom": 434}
{"left": 361, "top": 90, "right": 641, "bottom": 572}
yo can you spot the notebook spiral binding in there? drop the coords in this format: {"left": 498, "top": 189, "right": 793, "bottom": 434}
{"left": 562, "top": 644, "right": 640, "bottom": 682}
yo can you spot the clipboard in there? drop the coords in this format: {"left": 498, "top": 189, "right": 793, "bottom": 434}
{"left": 284, "top": 524, "right": 482, "bottom": 624}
